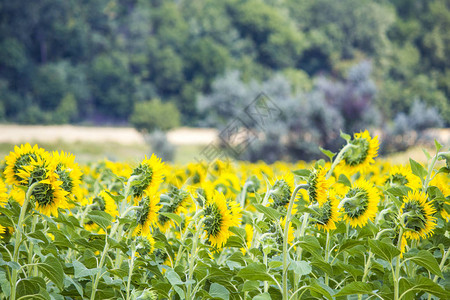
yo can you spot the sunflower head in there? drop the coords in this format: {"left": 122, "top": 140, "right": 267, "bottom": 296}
{"left": 158, "top": 186, "right": 190, "bottom": 232}
{"left": 33, "top": 178, "right": 69, "bottom": 217}
{"left": 342, "top": 130, "right": 379, "bottom": 174}
{"left": 383, "top": 165, "right": 421, "bottom": 190}
{"left": 131, "top": 154, "right": 166, "bottom": 199}
{"left": 98, "top": 190, "right": 119, "bottom": 218}
{"left": 401, "top": 191, "right": 436, "bottom": 240}
{"left": 53, "top": 151, "right": 83, "bottom": 202}
{"left": 341, "top": 179, "right": 379, "bottom": 228}
{"left": 0, "top": 179, "right": 8, "bottom": 207}
{"left": 133, "top": 193, "right": 160, "bottom": 237}
{"left": 4, "top": 144, "right": 49, "bottom": 186}
{"left": 203, "top": 190, "right": 232, "bottom": 248}
{"left": 307, "top": 167, "right": 329, "bottom": 205}
{"left": 311, "top": 190, "right": 340, "bottom": 232}
{"left": 270, "top": 173, "right": 294, "bottom": 210}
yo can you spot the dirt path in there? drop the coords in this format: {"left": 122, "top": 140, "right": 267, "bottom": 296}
{"left": 0, "top": 125, "right": 218, "bottom": 146}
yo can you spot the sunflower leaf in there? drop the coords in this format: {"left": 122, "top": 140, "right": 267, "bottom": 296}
{"left": 335, "top": 282, "right": 373, "bottom": 297}
{"left": 368, "top": 239, "right": 400, "bottom": 262}
{"left": 434, "top": 140, "right": 442, "bottom": 152}
{"left": 340, "top": 131, "right": 351, "bottom": 142}
{"left": 319, "top": 147, "right": 336, "bottom": 162}
{"left": 37, "top": 255, "right": 64, "bottom": 290}
{"left": 404, "top": 250, "right": 443, "bottom": 278}
{"left": 237, "top": 263, "right": 273, "bottom": 281}
{"left": 252, "top": 204, "right": 281, "bottom": 222}
{"left": 409, "top": 159, "right": 427, "bottom": 179}
{"left": 292, "top": 169, "right": 311, "bottom": 178}
{"left": 87, "top": 210, "right": 112, "bottom": 231}
{"left": 159, "top": 212, "right": 182, "bottom": 228}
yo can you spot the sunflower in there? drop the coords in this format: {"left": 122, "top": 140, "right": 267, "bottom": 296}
{"left": 133, "top": 193, "right": 161, "bottom": 237}
{"left": 212, "top": 172, "right": 241, "bottom": 199}
{"left": 137, "top": 234, "right": 156, "bottom": 256}
{"left": 341, "top": 130, "right": 379, "bottom": 174}
{"left": 53, "top": 151, "right": 83, "bottom": 203}
{"left": 382, "top": 165, "right": 421, "bottom": 190}
{"left": 4, "top": 144, "right": 49, "bottom": 186}
{"left": 307, "top": 167, "right": 329, "bottom": 205}
{"left": 33, "top": 177, "right": 69, "bottom": 217}
{"left": 130, "top": 154, "right": 166, "bottom": 199}
{"left": 0, "top": 179, "right": 8, "bottom": 207}
{"left": 98, "top": 189, "right": 119, "bottom": 219}
{"left": 227, "top": 198, "right": 242, "bottom": 227}
{"left": 269, "top": 173, "right": 295, "bottom": 210}
{"left": 15, "top": 155, "right": 69, "bottom": 216}
{"left": 157, "top": 186, "right": 190, "bottom": 232}
{"left": 341, "top": 179, "right": 379, "bottom": 228}
{"left": 203, "top": 190, "right": 233, "bottom": 248}
{"left": 245, "top": 223, "right": 253, "bottom": 249}
{"left": 429, "top": 174, "right": 450, "bottom": 221}
{"left": 401, "top": 191, "right": 436, "bottom": 240}
{"left": 312, "top": 190, "right": 340, "bottom": 232}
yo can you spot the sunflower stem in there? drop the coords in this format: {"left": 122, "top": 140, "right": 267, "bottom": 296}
{"left": 282, "top": 184, "right": 308, "bottom": 300}
{"left": 186, "top": 218, "right": 205, "bottom": 300}
{"left": 324, "top": 231, "right": 331, "bottom": 286}
{"left": 126, "top": 240, "right": 136, "bottom": 300}
{"left": 326, "top": 143, "right": 355, "bottom": 179}
{"left": 175, "top": 209, "right": 204, "bottom": 268}
{"left": 26, "top": 215, "right": 39, "bottom": 275}
{"left": 423, "top": 151, "right": 442, "bottom": 192}
{"left": 393, "top": 227, "right": 404, "bottom": 300}
{"left": 240, "top": 182, "right": 250, "bottom": 209}
{"left": 10, "top": 181, "right": 39, "bottom": 300}
{"left": 90, "top": 205, "right": 138, "bottom": 300}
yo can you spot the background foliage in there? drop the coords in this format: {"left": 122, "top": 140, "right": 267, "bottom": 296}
{"left": 0, "top": 0, "right": 448, "bottom": 125}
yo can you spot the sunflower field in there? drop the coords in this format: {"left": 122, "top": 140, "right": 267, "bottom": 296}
{"left": 0, "top": 131, "right": 449, "bottom": 300}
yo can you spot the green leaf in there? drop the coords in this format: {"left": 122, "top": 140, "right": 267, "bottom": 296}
{"left": 252, "top": 204, "right": 281, "bottom": 222}
{"left": 422, "top": 148, "right": 432, "bottom": 161}
{"left": 165, "top": 270, "right": 183, "bottom": 285}
{"left": 289, "top": 260, "right": 311, "bottom": 276}
{"left": 335, "top": 282, "right": 373, "bottom": 297}
{"left": 237, "top": 263, "right": 273, "bottom": 281}
{"left": 242, "top": 281, "right": 260, "bottom": 292}
{"left": 0, "top": 270, "right": 10, "bottom": 297}
{"left": 404, "top": 250, "right": 443, "bottom": 278}
{"left": 386, "top": 186, "right": 412, "bottom": 199}
{"left": 64, "top": 276, "right": 83, "bottom": 298}
{"left": 87, "top": 210, "right": 112, "bottom": 231}
{"left": 209, "top": 283, "right": 229, "bottom": 300}
{"left": 337, "top": 174, "right": 352, "bottom": 187}
{"left": 309, "top": 280, "right": 334, "bottom": 300}
{"left": 340, "top": 131, "right": 351, "bottom": 142}
{"left": 268, "top": 261, "right": 283, "bottom": 269}
{"left": 319, "top": 147, "right": 336, "bottom": 161}
{"left": 400, "top": 276, "right": 449, "bottom": 299}
{"left": 435, "top": 140, "right": 443, "bottom": 152}
{"left": 292, "top": 169, "right": 311, "bottom": 178}
{"left": 252, "top": 293, "right": 271, "bottom": 300}
{"left": 37, "top": 256, "right": 64, "bottom": 290}
{"left": 159, "top": 212, "right": 182, "bottom": 228}
{"left": 16, "top": 277, "right": 49, "bottom": 299}
{"left": 224, "top": 235, "right": 245, "bottom": 248}
{"left": 297, "top": 236, "right": 322, "bottom": 258}
{"left": 72, "top": 260, "right": 101, "bottom": 278}
{"left": 368, "top": 239, "right": 400, "bottom": 262}
{"left": 409, "top": 158, "right": 427, "bottom": 179}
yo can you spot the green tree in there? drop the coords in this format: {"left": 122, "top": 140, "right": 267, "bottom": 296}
{"left": 129, "top": 99, "right": 180, "bottom": 133}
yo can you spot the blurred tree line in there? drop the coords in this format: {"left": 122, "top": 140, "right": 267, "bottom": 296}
{"left": 0, "top": 1, "right": 448, "bottom": 139}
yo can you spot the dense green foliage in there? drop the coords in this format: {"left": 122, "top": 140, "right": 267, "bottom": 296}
{"left": 0, "top": 0, "right": 449, "bottom": 125}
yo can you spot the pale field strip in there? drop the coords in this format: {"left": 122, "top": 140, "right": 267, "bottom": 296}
{"left": 0, "top": 125, "right": 219, "bottom": 146}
